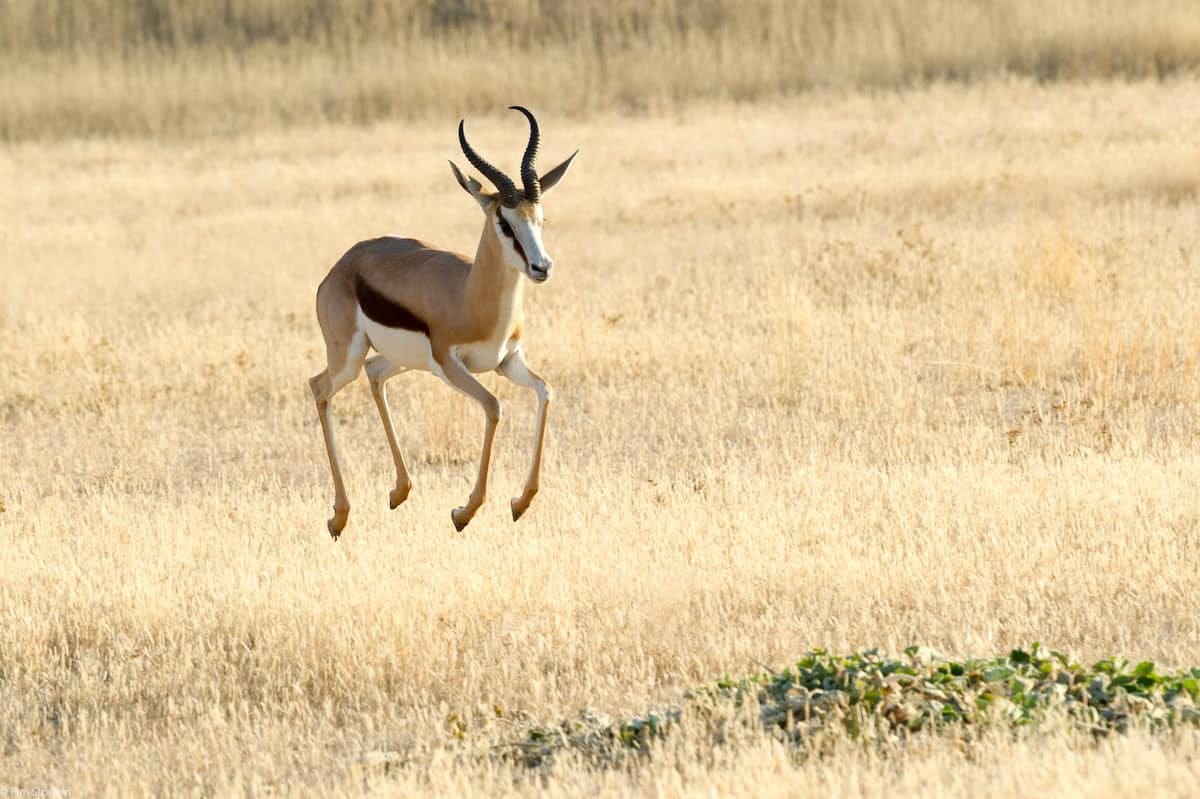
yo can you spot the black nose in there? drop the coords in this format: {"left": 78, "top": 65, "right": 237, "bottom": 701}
{"left": 529, "top": 264, "right": 551, "bottom": 282}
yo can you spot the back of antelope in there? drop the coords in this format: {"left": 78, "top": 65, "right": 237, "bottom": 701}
{"left": 309, "top": 106, "right": 578, "bottom": 539}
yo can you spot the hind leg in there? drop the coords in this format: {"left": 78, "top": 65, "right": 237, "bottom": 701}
{"left": 310, "top": 329, "right": 368, "bottom": 539}
{"left": 365, "top": 355, "right": 413, "bottom": 509}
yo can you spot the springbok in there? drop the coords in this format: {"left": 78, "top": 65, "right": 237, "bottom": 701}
{"left": 309, "top": 106, "right": 577, "bottom": 539}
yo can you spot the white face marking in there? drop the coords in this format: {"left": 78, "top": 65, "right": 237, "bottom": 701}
{"left": 496, "top": 206, "right": 552, "bottom": 282}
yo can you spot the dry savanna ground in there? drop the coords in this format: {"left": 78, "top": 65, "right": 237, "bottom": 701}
{"left": 2, "top": 78, "right": 1200, "bottom": 794}
{"left": 4, "top": 0, "right": 1200, "bottom": 140}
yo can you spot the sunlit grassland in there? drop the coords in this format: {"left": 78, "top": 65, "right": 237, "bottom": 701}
{"left": 3, "top": 0, "right": 1200, "bottom": 140}
{"left": 2, "top": 74, "right": 1200, "bottom": 793}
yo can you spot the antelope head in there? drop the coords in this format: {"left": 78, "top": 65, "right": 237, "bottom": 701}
{"left": 450, "top": 106, "right": 578, "bottom": 283}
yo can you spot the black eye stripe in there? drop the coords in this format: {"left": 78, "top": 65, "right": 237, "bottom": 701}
{"left": 497, "top": 214, "right": 515, "bottom": 238}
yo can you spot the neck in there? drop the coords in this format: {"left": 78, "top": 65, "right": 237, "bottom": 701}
{"left": 466, "top": 215, "right": 525, "bottom": 334}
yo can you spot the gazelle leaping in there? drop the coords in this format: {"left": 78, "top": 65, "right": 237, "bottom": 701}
{"left": 309, "top": 106, "right": 577, "bottom": 539}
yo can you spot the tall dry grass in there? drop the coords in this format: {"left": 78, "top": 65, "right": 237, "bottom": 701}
{"left": 3, "top": 0, "right": 1200, "bottom": 140}
{"left": 2, "top": 75, "right": 1200, "bottom": 793}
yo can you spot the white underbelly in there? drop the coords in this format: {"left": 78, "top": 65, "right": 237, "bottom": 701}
{"left": 357, "top": 307, "right": 438, "bottom": 374}
{"left": 357, "top": 306, "right": 514, "bottom": 375}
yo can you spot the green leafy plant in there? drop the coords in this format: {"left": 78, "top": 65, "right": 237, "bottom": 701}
{"left": 503, "top": 645, "right": 1200, "bottom": 768}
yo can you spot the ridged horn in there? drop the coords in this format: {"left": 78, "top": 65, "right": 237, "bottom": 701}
{"left": 509, "top": 105, "right": 541, "bottom": 203}
{"left": 458, "top": 118, "right": 518, "bottom": 207}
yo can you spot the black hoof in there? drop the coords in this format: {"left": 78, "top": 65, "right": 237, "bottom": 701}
{"left": 389, "top": 485, "right": 411, "bottom": 510}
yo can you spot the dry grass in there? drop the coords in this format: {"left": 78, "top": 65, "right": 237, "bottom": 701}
{"left": 3, "top": 77, "right": 1200, "bottom": 794}
{"left": 4, "top": 0, "right": 1200, "bottom": 140}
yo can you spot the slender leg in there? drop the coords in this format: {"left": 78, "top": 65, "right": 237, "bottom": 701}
{"left": 434, "top": 349, "right": 501, "bottom": 531}
{"left": 497, "top": 348, "right": 553, "bottom": 522}
{"left": 365, "top": 355, "right": 413, "bottom": 509}
{"left": 310, "top": 331, "right": 367, "bottom": 540}
{"left": 310, "top": 372, "right": 350, "bottom": 538}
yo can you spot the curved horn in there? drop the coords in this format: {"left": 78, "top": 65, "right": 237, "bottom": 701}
{"left": 458, "top": 118, "right": 518, "bottom": 207}
{"left": 509, "top": 105, "right": 541, "bottom": 202}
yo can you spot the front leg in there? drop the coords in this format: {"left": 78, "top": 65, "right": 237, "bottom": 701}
{"left": 497, "top": 348, "right": 553, "bottom": 521}
{"left": 434, "top": 347, "right": 501, "bottom": 531}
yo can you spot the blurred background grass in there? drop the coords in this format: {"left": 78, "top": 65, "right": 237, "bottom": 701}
{"left": 2, "top": 0, "right": 1199, "bottom": 140}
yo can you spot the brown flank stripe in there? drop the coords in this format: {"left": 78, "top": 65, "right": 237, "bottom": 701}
{"left": 353, "top": 273, "right": 430, "bottom": 335}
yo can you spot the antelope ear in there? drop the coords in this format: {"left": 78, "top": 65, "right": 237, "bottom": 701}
{"left": 449, "top": 161, "right": 493, "bottom": 211}
{"left": 537, "top": 150, "right": 579, "bottom": 196}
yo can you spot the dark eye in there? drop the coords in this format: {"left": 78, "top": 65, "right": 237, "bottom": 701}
{"left": 497, "top": 215, "right": 514, "bottom": 238}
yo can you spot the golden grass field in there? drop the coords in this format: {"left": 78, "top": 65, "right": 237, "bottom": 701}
{"left": 4, "top": 0, "right": 1200, "bottom": 140}
{"left": 4, "top": 1, "right": 1200, "bottom": 790}
{"left": 2, "top": 76, "right": 1199, "bottom": 794}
